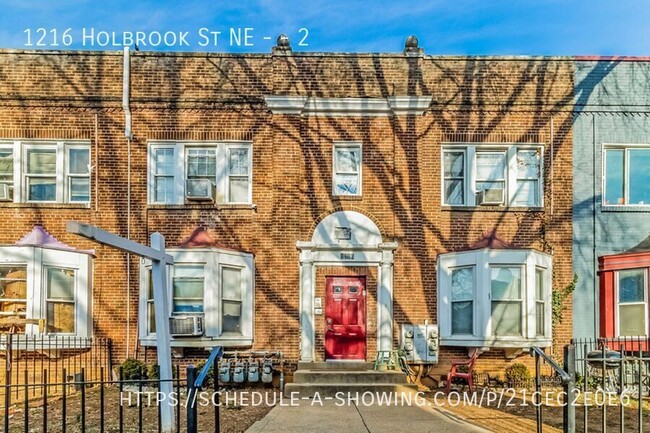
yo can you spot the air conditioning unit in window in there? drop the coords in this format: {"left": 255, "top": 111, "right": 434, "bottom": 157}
{"left": 169, "top": 315, "right": 204, "bottom": 337}
{"left": 186, "top": 179, "right": 214, "bottom": 201}
{"left": 477, "top": 188, "right": 504, "bottom": 205}
{"left": 0, "top": 184, "right": 12, "bottom": 202}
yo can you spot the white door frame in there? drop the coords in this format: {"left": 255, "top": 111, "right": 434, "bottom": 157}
{"left": 296, "top": 210, "right": 396, "bottom": 362}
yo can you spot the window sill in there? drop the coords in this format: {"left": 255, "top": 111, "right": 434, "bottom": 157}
{"left": 0, "top": 202, "right": 90, "bottom": 209}
{"left": 441, "top": 206, "right": 544, "bottom": 212}
{"left": 147, "top": 203, "right": 256, "bottom": 211}
{"left": 140, "top": 336, "right": 253, "bottom": 348}
{"left": 601, "top": 205, "right": 650, "bottom": 213}
{"left": 440, "top": 336, "right": 551, "bottom": 348}
{"left": 332, "top": 195, "right": 363, "bottom": 201}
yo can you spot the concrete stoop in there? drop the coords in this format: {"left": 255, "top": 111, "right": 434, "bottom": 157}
{"left": 285, "top": 362, "right": 418, "bottom": 398}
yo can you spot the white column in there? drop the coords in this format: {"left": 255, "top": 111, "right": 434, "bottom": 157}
{"left": 378, "top": 244, "right": 396, "bottom": 352}
{"left": 298, "top": 247, "right": 315, "bottom": 362}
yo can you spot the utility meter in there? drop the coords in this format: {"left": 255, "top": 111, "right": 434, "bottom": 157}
{"left": 400, "top": 324, "right": 439, "bottom": 364}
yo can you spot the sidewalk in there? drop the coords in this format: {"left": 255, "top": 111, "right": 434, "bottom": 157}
{"left": 246, "top": 396, "right": 489, "bottom": 433}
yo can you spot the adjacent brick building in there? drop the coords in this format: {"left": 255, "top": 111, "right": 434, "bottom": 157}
{"left": 0, "top": 44, "right": 575, "bottom": 376}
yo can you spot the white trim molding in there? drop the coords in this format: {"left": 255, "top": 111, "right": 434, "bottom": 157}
{"left": 264, "top": 95, "right": 431, "bottom": 117}
{"left": 296, "top": 210, "right": 397, "bottom": 362}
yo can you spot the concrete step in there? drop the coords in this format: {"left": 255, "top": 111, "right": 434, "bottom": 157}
{"left": 293, "top": 370, "right": 408, "bottom": 384}
{"left": 297, "top": 361, "right": 374, "bottom": 371}
{"left": 284, "top": 383, "right": 418, "bottom": 398}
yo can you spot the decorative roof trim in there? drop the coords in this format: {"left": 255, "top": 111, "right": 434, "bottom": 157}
{"left": 15, "top": 225, "right": 95, "bottom": 256}
{"left": 264, "top": 95, "right": 431, "bottom": 117}
{"left": 386, "top": 96, "right": 432, "bottom": 115}
{"left": 264, "top": 96, "right": 307, "bottom": 115}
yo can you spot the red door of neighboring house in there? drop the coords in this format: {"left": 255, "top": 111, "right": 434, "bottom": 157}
{"left": 325, "top": 276, "right": 366, "bottom": 360}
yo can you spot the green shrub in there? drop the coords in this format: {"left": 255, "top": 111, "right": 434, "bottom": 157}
{"left": 148, "top": 364, "right": 159, "bottom": 381}
{"left": 504, "top": 363, "right": 531, "bottom": 385}
{"left": 121, "top": 359, "right": 148, "bottom": 381}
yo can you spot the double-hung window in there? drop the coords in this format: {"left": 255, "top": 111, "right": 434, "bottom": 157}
{"left": 616, "top": 269, "right": 647, "bottom": 336}
{"left": 46, "top": 267, "right": 76, "bottom": 334}
{"left": 0, "top": 141, "right": 90, "bottom": 204}
{"left": 490, "top": 266, "right": 523, "bottom": 336}
{"left": 438, "top": 248, "right": 552, "bottom": 348}
{"left": 149, "top": 142, "right": 252, "bottom": 205}
{"left": 172, "top": 264, "right": 205, "bottom": 314}
{"left": 604, "top": 145, "right": 650, "bottom": 206}
{"left": 442, "top": 144, "right": 543, "bottom": 207}
{"left": 450, "top": 267, "right": 474, "bottom": 334}
{"left": 333, "top": 142, "right": 362, "bottom": 196}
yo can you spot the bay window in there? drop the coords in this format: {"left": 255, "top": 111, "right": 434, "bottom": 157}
{"left": 442, "top": 144, "right": 543, "bottom": 207}
{"left": 0, "top": 242, "right": 92, "bottom": 338}
{"left": 139, "top": 248, "right": 254, "bottom": 347}
{"left": 598, "top": 247, "right": 650, "bottom": 340}
{"left": 438, "top": 248, "right": 552, "bottom": 348}
{"left": 148, "top": 141, "right": 252, "bottom": 205}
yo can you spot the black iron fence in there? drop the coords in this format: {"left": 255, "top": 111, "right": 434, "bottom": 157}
{"left": 0, "top": 334, "right": 112, "bottom": 406}
{"left": 533, "top": 337, "right": 650, "bottom": 433}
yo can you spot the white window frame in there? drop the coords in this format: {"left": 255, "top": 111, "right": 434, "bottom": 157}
{"left": 147, "top": 141, "right": 253, "bottom": 205}
{"left": 437, "top": 248, "right": 552, "bottom": 348}
{"left": 441, "top": 143, "right": 544, "bottom": 207}
{"left": 138, "top": 248, "right": 254, "bottom": 347}
{"left": 603, "top": 143, "right": 650, "bottom": 207}
{"left": 614, "top": 268, "right": 648, "bottom": 337}
{"left": 0, "top": 246, "right": 92, "bottom": 338}
{"left": 0, "top": 140, "right": 90, "bottom": 204}
{"left": 332, "top": 141, "right": 362, "bottom": 197}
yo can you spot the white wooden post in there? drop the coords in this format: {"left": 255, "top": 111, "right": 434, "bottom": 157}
{"left": 150, "top": 233, "right": 174, "bottom": 432}
{"left": 66, "top": 222, "right": 176, "bottom": 432}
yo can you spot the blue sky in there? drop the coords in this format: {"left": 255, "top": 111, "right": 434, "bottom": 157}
{"left": 0, "top": 0, "right": 648, "bottom": 55}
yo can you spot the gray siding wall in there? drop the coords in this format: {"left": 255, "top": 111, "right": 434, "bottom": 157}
{"left": 573, "top": 60, "right": 650, "bottom": 339}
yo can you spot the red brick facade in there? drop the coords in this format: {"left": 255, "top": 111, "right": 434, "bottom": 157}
{"left": 0, "top": 49, "right": 574, "bottom": 374}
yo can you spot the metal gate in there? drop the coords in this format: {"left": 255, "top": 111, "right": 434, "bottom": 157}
{"left": 533, "top": 337, "right": 650, "bottom": 433}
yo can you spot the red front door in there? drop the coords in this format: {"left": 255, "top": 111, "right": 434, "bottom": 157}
{"left": 325, "top": 276, "right": 366, "bottom": 360}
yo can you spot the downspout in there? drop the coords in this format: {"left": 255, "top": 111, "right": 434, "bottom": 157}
{"left": 123, "top": 47, "right": 133, "bottom": 357}
{"left": 592, "top": 114, "right": 598, "bottom": 337}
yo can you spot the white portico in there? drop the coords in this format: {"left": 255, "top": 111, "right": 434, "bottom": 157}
{"left": 296, "top": 210, "right": 397, "bottom": 362}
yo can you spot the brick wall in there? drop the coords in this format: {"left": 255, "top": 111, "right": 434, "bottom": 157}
{"left": 0, "top": 49, "right": 575, "bottom": 375}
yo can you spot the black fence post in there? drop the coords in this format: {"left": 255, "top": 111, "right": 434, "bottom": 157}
{"left": 187, "top": 365, "right": 198, "bottom": 433}
{"left": 81, "top": 368, "right": 86, "bottom": 432}
{"left": 214, "top": 365, "right": 220, "bottom": 433}
{"left": 4, "top": 334, "right": 11, "bottom": 433}
{"left": 23, "top": 369, "right": 28, "bottom": 433}
{"left": 119, "top": 367, "right": 124, "bottom": 433}
{"left": 62, "top": 367, "right": 67, "bottom": 433}
{"left": 563, "top": 344, "right": 576, "bottom": 433}
{"left": 534, "top": 353, "right": 542, "bottom": 433}
{"left": 42, "top": 369, "right": 48, "bottom": 433}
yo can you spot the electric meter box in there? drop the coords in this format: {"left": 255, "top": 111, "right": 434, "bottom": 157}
{"left": 400, "top": 324, "right": 439, "bottom": 364}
